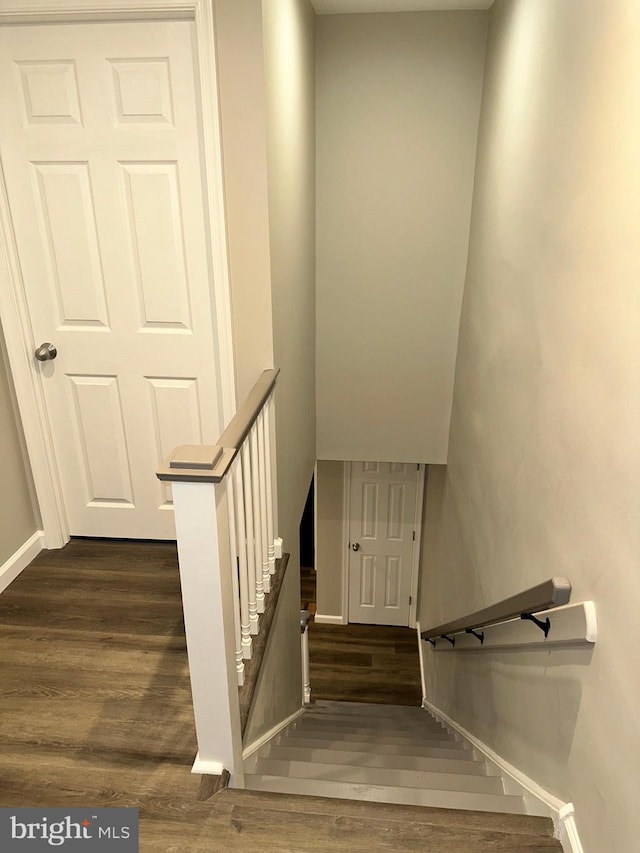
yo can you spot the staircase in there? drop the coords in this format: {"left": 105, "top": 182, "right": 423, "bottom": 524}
{"left": 245, "top": 700, "right": 534, "bottom": 816}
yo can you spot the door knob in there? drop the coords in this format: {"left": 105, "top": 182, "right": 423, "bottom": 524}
{"left": 352, "top": 542, "right": 360, "bottom": 552}
{"left": 35, "top": 342, "right": 57, "bottom": 362}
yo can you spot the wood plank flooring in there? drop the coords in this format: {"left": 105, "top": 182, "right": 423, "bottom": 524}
{"left": 0, "top": 540, "right": 558, "bottom": 851}
{"left": 301, "top": 567, "right": 422, "bottom": 706}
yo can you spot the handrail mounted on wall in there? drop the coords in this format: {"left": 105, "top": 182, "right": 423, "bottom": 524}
{"left": 420, "top": 577, "right": 571, "bottom": 644}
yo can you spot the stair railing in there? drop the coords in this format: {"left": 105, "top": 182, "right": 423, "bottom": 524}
{"left": 157, "top": 368, "right": 279, "bottom": 781}
{"left": 420, "top": 577, "right": 572, "bottom": 646}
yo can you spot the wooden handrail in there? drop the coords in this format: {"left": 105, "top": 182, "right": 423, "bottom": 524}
{"left": 157, "top": 368, "right": 279, "bottom": 484}
{"left": 420, "top": 577, "right": 571, "bottom": 641}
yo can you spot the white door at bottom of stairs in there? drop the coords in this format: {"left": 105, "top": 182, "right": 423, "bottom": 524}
{"left": 0, "top": 20, "right": 223, "bottom": 540}
{"left": 348, "top": 462, "right": 420, "bottom": 627}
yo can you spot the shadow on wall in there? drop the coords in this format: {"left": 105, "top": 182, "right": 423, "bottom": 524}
{"left": 427, "top": 644, "right": 592, "bottom": 771}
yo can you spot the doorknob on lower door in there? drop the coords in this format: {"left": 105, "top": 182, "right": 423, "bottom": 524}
{"left": 352, "top": 542, "right": 360, "bottom": 552}
{"left": 35, "top": 342, "right": 57, "bottom": 362}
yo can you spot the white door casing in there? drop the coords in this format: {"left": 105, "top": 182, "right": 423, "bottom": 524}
{"left": 0, "top": 7, "right": 235, "bottom": 543}
{"left": 347, "top": 462, "right": 423, "bottom": 627}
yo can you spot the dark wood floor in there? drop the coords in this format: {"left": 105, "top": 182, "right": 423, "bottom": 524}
{"left": 0, "top": 541, "right": 558, "bottom": 851}
{"left": 301, "top": 566, "right": 422, "bottom": 706}
{"left": 308, "top": 622, "right": 422, "bottom": 706}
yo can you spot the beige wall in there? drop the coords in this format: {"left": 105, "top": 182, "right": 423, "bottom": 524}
{"left": 215, "top": 0, "right": 316, "bottom": 557}
{"left": 214, "top": 0, "right": 275, "bottom": 403}
{"left": 237, "top": 0, "right": 316, "bottom": 740}
{"left": 418, "top": 2, "right": 640, "bottom": 850}
{"left": 315, "top": 460, "right": 344, "bottom": 619}
{"left": 0, "top": 324, "right": 38, "bottom": 565}
{"left": 263, "top": 0, "right": 317, "bottom": 565}
{"left": 316, "top": 12, "right": 487, "bottom": 463}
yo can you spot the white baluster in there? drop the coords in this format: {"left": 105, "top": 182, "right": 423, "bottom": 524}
{"left": 264, "top": 393, "right": 276, "bottom": 575}
{"left": 257, "top": 410, "right": 270, "bottom": 594}
{"left": 250, "top": 425, "right": 265, "bottom": 614}
{"left": 241, "top": 442, "right": 259, "bottom": 634}
{"left": 301, "top": 610, "right": 311, "bottom": 704}
{"left": 234, "top": 460, "right": 252, "bottom": 659}
{"left": 225, "top": 470, "right": 245, "bottom": 686}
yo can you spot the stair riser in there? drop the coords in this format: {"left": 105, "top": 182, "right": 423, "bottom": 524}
{"left": 243, "top": 775, "right": 526, "bottom": 815}
{"left": 251, "top": 758, "right": 504, "bottom": 794}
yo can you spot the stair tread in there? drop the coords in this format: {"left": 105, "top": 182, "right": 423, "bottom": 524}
{"left": 310, "top": 700, "right": 430, "bottom": 718}
{"left": 244, "top": 774, "right": 527, "bottom": 815}
{"left": 313, "top": 700, "right": 423, "bottom": 712}
{"left": 301, "top": 714, "right": 449, "bottom": 733}
{"left": 251, "top": 758, "right": 503, "bottom": 794}
{"left": 264, "top": 744, "right": 491, "bottom": 774}
{"left": 226, "top": 788, "right": 558, "bottom": 839}
{"left": 278, "top": 735, "right": 476, "bottom": 759}
{"left": 285, "top": 728, "right": 466, "bottom": 748}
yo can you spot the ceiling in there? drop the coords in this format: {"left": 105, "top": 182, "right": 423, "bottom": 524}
{"left": 311, "top": 1, "right": 494, "bottom": 13}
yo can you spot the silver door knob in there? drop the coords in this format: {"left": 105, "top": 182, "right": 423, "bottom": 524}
{"left": 35, "top": 342, "right": 57, "bottom": 362}
{"left": 352, "top": 542, "right": 360, "bottom": 552}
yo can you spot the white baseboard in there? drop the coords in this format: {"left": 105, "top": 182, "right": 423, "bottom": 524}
{"left": 421, "top": 696, "right": 583, "bottom": 852}
{"left": 0, "top": 530, "right": 45, "bottom": 594}
{"left": 313, "top": 614, "right": 346, "bottom": 625}
{"left": 242, "top": 706, "right": 305, "bottom": 760}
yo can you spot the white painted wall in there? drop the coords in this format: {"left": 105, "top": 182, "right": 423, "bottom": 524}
{"left": 418, "top": 2, "right": 640, "bottom": 851}
{"left": 316, "top": 11, "right": 487, "bottom": 462}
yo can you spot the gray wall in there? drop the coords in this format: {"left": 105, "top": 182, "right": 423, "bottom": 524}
{"left": 418, "top": 2, "right": 640, "bottom": 851}
{"left": 315, "top": 460, "right": 344, "bottom": 619}
{"left": 316, "top": 12, "right": 487, "bottom": 463}
{"left": 0, "top": 325, "right": 38, "bottom": 565}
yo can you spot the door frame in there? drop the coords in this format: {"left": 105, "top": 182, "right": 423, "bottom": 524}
{"left": 342, "top": 462, "right": 425, "bottom": 628}
{"left": 0, "top": 0, "right": 236, "bottom": 548}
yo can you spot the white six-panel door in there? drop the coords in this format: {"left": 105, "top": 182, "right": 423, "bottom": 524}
{"left": 348, "top": 462, "right": 419, "bottom": 626}
{"left": 0, "top": 21, "right": 222, "bottom": 539}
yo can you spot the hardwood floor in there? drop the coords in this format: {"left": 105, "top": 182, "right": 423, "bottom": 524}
{"left": 0, "top": 540, "right": 556, "bottom": 851}
{"left": 301, "top": 566, "right": 422, "bottom": 706}
{"left": 308, "top": 622, "right": 422, "bottom": 706}
{"left": 0, "top": 539, "right": 201, "bottom": 849}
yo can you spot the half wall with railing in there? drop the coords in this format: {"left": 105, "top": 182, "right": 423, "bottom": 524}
{"left": 157, "top": 368, "right": 281, "bottom": 783}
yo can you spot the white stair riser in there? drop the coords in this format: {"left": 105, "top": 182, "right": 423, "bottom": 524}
{"left": 244, "top": 775, "right": 526, "bottom": 815}
{"left": 251, "top": 758, "right": 504, "bottom": 794}
{"left": 263, "top": 744, "right": 492, "bottom": 775}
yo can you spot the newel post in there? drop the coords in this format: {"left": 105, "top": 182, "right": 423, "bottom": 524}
{"left": 160, "top": 447, "right": 244, "bottom": 785}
